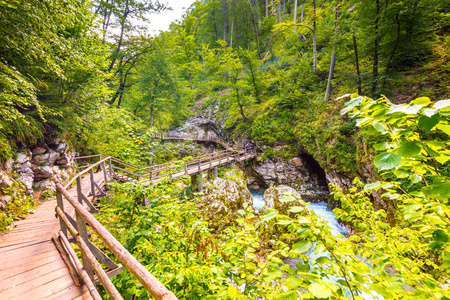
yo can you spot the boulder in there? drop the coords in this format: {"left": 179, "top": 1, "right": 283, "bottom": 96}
{"left": 32, "top": 147, "right": 47, "bottom": 155}
{"left": 15, "top": 162, "right": 34, "bottom": 191}
{"left": 0, "top": 170, "right": 14, "bottom": 189}
{"left": 32, "top": 150, "right": 60, "bottom": 166}
{"left": 199, "top": 173, "right": 253, "bottom": 230}
{"left": 55, "top": 142, "right": 68, "bottom": 153}
{"left": 34, "top": 166, "right": 54, "bottom": 179}
{"left": 15, "top": 152, "right": 30, "bottom": 164}
{"left": 55, "top": 152, "right": 74, "bottom": 167}
{"left": 264, "top": 185, "right": 302, "bottom": 215}
{"left": 34, "top": 179, "right": 56, "bottom": 191}
{"left": 4, "top": 158, "right": 14, "bottom": 172}
{"left": 0, "top": 195, "right": 13, "bottom": 210}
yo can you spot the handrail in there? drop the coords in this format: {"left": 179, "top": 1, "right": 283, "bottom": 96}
{"left": 56, "top": 184, "right": 177, "bottom": 300}
{"left": 64, "top": 156, "right": 112, "bottom": 189}
{"left": 74, "top": 154, "right": 103, "bottom": 160}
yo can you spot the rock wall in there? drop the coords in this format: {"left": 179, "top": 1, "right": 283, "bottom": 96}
{"left": 243, "top": 148, "right": 330, "bottom": 202}
{"left": 0, "top": 138, "right": 75, "bottom": 209}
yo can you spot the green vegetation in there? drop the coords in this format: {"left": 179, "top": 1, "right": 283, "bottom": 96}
{"left": 1, "top": 0, "right": 450, "bottom": 298}
{"left": 96, "top": 96, "right": 450, "bottom": 299}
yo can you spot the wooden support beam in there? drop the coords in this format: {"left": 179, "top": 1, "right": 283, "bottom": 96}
{"left": 56, "top": 207, "right": 123, "bottom": 300}
{"left": 59, "top": 231, "right": 102, "bottom": 300}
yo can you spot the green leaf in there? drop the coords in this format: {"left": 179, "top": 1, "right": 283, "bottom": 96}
{"left": 288, "top": 206, "right": 304, "bottom": 213}
{"left": 397, "top": 141, "right": 422, "bottom": 157}
{"left": 355, "top": 117, "right": 371, "bottom": 127}
{"left": 309, "top": 283, "right": 332, "bottom": 298}
{"left": 387, "top": 104, "right": 423, "bottom": 115}
{"left": 316, "top": 256, "right": 332, "bottom": 264}
{"left": 273, "top": 290, "right": 298, "bottom": 300}
{"left": 411, "top": 97, "right": 431, "bottom": 105}
{"left": 372, "top": 121, "right": 386, "bottom": 133}
{"left": 422, "top": 108, "right": 438, "bottom": 117}
{"left": 436, "top": 124, "right": 450, "bottom": 136}
{"left": 422, "top": 180, "right": 450, "bottom": 198}
{"left": 373, "top": 142, "right": 391, "bottom": 150}
{"left": 374, "top": 152, "right": 402, "bottom": 171}
{"left": 418, "top": 114, "right": 440, "bottom": 131}
{"left": 340, "top": 96, "right": 363, "bottom": 115}
{"left": 277, "top": 219, "right": 293, "bottom": 225}
{"left": 364, "top": 181, "right": 381, "bottom": 190}
{"left": 292, "top": 240, "right": 313, "bottom": 254}
{"left": 261, "top": 210, "right": 278, "bottom": 221}
{"left": 434, "top": 99, "right": 450, "bottom": 110}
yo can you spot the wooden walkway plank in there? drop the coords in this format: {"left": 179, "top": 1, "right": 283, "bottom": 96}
{"left": 0, "top": 174, "right": 96, "bottom": 299}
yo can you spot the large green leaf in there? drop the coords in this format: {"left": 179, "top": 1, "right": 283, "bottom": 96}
{"left": 309, "top": 283, "right": 332, "bottom": 298}
{"left": 374, "top": 152, "right": 402, "bottom": 171}
{"left": 436, "top": 124, "right": 450, "bottom": 136}
{"left": 397, "top": 141, "right": 422, "bottom": 157}
{"left": 261, "top": 210, "right": 278, "bottom": 221}
{"left": 292, "top": 240, "right": 313, "bottom": 254}
{"left": 418, "top": 114, "right": 440, "bottom": 131}
{"left": 341, "top": 96, "right": 363, "bottom": 115}
{"left": 434, "top": 99, "right": 450, "bottom": 110}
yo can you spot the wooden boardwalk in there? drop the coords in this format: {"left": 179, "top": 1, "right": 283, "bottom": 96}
{"left": 0, "top": 149, "right": 255, "bottom": 299}
{"left": 0, "top": 173, "right": 103, "bottom": 299}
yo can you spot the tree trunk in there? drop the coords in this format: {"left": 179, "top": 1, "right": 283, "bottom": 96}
{"left": 294, "top": 0, "right": 298, "bottom": 23}
{"left": 230, "top": 16, "right": 234, "bottom": 48}
{"left": 371, "top": 0, "right": 380, "bottom": 95}
{"left": 325, "top": 0, "right": 341, "bottom": 100}
{"left": 301, "top": 0, "right": 305, "bottom": 22}
{"left": 312, "top": 0, "right": 317, "bottom": 74}
{"left": 247, "top": 0, "right": 262, "bottom": 59}
{"left": 108, "top": 0, "right": 129, "bottom": 72}
{"left": 223, "top": 0, "right": 227, "bottom": 41}
{"left": 353, "top": 35, "right": 362, "bottom": 95}
{"left": 277, "top": 0, "right": 281, "bottom": 23}
{"left": 265, "top": 0, "right": 269, "bottom": 17}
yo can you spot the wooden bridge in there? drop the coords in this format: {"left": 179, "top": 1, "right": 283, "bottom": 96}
{"left": 0, "top": 148, "right": 255, "bottom": 299}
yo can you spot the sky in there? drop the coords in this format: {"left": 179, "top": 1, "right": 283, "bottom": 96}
{"left": 146, "top": 0, "right": 197, "bottom": 35}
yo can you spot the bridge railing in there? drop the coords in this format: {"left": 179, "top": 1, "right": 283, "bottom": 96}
{"left": 55, "top": 156, "right": 177, "bottom": 300}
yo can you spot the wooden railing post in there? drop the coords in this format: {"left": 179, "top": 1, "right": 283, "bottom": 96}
{"left": 56, "top": 190, "right": 67, "bottom": 237}
{"left": 102, "top": 161, "right": 108, "bottom": 183}
{"left": 198, "top": 159, "right": 201, "bottom": 173}
{"left": 209, "top": 154, "right": 212, "bottom": 169}
{"left": 90, "top": 168, "right": 95, "bottom": 197}
{"left": 76, "top": 177, "right": 94, "bottom": 279}
{"left": 185, "top": 163, "right": 188, "bottom": 175}
{"left": 109, "top": 158, "right": 113, "bottom": 178}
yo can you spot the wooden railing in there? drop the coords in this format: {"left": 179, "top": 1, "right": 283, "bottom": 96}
{"left": 55, "top": 149, "right": 255, "bottom": 299}
{"left": 55, "top": 156, "right": 177, "bottom": 300}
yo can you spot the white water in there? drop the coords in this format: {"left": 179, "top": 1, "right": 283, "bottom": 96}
{"left": 249, "top": 188, "right": 347, "bottom": 236}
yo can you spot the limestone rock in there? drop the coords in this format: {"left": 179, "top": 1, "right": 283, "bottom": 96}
{"left": 252, "top": 153, "right": 329, "bottom": 202}
{"left": 199, "top": 175, "right": 253, "bottom": 229}
{"left": 34, "top": 179, "right": 56, "bottom": 191}
{"left": 32, "top": 150, "right": 60, "bottom": 166}
{"left": 0, "top": 170, "right": 14, "bottom": 189}
{"left": 32, "top": 147, "right": 47, "bottom": 155}
{"left": 0, "top": 195, "right": 13, "bottom": 210}
{"left": 55, "top": 142, "right": 68, "bottom": 152}
{"left": 33, "top": 165, "right": 54, "bottom": 179}
{"left": 55, "top": 152, "right": 74, "bottom": 167}
{"left": 4, "top": 158, "right": 14, "bottom": 172}
{"left": 15, "top": 152, "right": 30, "bottom": 164}
{"left": 264, "top": 185, "right": 302, "bottom": 215}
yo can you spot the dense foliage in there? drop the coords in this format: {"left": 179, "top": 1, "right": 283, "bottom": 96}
{"left": 96, "top": 96, "right": 450, "bottom": 299}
